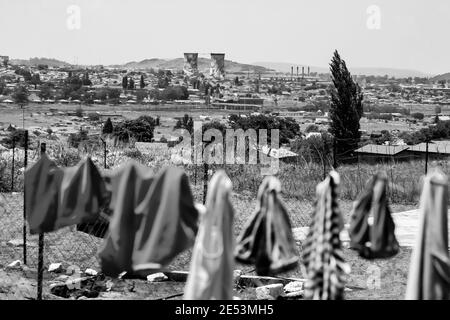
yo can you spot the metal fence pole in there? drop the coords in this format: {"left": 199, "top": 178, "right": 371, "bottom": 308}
{"left": 11, "top": 137, "right": 15, "bottom": 192}
{"left": 203, "top": 162, "right": 209, "bottom": 205}
{"left": 101, "top": 138, "right": 107, "bottom": 169}
{"left": 37, "top": 142, "right": 46, "bottom": 300}
{"left": 23, "top": 130, "right": 28, "bottom": 265}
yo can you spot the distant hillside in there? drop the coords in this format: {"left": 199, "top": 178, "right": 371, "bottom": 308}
{"left": 253, "top": 61, "right": 431, "bottom": 78}
{"left": 112, "top": 58, "right": 275, "bottom": 74}
{"left": 432, "top": 72, "right": 450, "bottom": 82}
{"left": 10, "top": 57, "right": 71, "bottom": 67}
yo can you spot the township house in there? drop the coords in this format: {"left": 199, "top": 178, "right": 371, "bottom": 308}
{"left": 355, "top": 141, "right": 450, "bottom": 163}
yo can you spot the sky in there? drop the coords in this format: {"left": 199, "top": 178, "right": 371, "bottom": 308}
{"left": 0, "top": 0, "right": 449, "bottom": 75}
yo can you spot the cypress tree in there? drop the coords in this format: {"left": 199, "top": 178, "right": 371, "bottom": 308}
{"left": 329, "top": 50, "right": 363, "bottom": 163}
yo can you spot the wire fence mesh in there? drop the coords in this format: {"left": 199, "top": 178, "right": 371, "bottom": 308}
{"left": 1, "top": 132, "right": 450, "bottom": 299}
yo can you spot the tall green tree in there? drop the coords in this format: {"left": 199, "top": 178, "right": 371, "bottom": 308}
{"left": 122, "top": 76, "right": 128, "bottom": 90}
{"left": 12, "top": 85, "right": 29, "bottom": 105}
{"left": 328, "top": 50, "right": 363, "bottom": 161}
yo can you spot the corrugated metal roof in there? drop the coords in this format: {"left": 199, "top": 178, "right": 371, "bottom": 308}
{"left": 408, "top": 143, "right": 450, "bottom": 154}
{"left": 355, "top": 144, "right": 409, "bottom": 155}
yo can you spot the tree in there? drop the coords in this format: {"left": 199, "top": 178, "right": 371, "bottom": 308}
{"left": 135, "top": 89, "right": 148, "bottom": 102}
{"left": 82, "top": 72, "right": 92, "bottom": 86}
{"left": 113, "top": 118, "right": 155, "bottom": 143}
{"left": 228, "top": 113, "right": 300, "bottom": 144}
{"left": 128, "top": 78, "right": 135, "bottom": 90}
{"left": 102, "top": 117, "right": 114, "bottom": 134}
{"left": 12, "top": 85, "right": 29, "bottom": 106}
{"left": 328, "top": 50, "right": 363, "bottom": 161}
{"left": 411, "top": 112, "right": 424, "bottom": 120}
{"left": 30, "top": 73, "right": 41, "bottom": 89}
{"left": 122, "top": 76, "right": 128, "bottom": 90}
{"left": 174, "top": 114, "right": 194, "bottom": 134}
{"left": 39, "top": 83, "right": 53, "bottom": 100}
{"left": 140, "top": 75, "right": 145, "bottom": 89}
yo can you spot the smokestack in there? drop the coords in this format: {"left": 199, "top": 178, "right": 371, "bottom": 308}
{"left": 302, "top": 66, "right": 304, "bottom": 78}
{"left": 296, "top": 66, "right": 299, "bottom": 77}
{"left": 291, "top": 66, "right": 293, "bottom": 77}
{"left": 308, "top": 66, "right": 310, "bottom": 76}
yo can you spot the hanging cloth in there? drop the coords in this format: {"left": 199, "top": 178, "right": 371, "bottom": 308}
{"left": 349, "top": 172, "right": 400, "bottom": 259}
{"left": 184, "top": 170, "right": 234, "bottom": 300}
{"left": 302, "top": 171, "right": 350, "bottom": 300}
{"left": 25, "top": 155, "right": 107, "bottom": 234}
{"left": 98, "top": 163, "right": 199, "bottom": 277}
{"left": 405, "top": 169, "right": 450, "bottom": 300}
{"left": 77, "top": 175, "right": 114, "bottom": 238}
{"left": 234, "top": 176, "right": 299, "bottom": 276}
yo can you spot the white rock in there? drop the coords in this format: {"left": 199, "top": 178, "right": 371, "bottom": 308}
{"left": 147, "top": 272, "right": 168, "bottom": 282}
{"left": 284, "top": 290, "right": 304, "bottom": 299}
{"left": 48, "top": 263, "right": 63, "bottom": 273}
{"left": 7, "top": 239, "right": 24, "bottom": 247}
{"left": 85, "top": 268, "right": 98, "bottom": 276}
{"left": 284, "top": 281, "right": 304, "bottom": 293}
{"left": 255, "top": 284, "right": 283, "bottom": 300}
{"left": 55, "top": 275, "right": 70, "bottom": 282}
{"left": 7, "top": 260, "right": 22, "bottom": 269}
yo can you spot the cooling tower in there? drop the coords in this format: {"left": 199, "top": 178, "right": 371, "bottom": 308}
{"left": 183, "top": 53, "right": 198, "bottom": 77}
{"left": 210, "top": 53, "right": 225, "bottom": 79}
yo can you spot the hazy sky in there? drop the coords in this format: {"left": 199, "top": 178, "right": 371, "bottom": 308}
{"left": 0, "top": 0, "right": 449, "bottom": 75}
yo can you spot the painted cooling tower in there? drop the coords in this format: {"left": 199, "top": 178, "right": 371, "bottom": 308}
{"left": 210, "top": 53, "right": 225, "bottom": 79}
{"left": 183, "top": 53, "right": 198, "bottom": 76}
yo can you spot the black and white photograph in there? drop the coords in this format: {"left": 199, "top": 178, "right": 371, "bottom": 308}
{"left": 0, "top": 0, "right": 449, "bottom": 311}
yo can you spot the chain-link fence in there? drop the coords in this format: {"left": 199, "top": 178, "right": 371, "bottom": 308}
{"left": 1, "top": 131, "right": 450, "bottom": 299}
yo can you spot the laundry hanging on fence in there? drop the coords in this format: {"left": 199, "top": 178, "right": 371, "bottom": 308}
{"left": 302, "top": 171, "right": 350, "bottom": 300}
{"left": 234, "top": 176, "right": 299, "bottom": 276}
{"left": 77, "top": 175, "right": 114, "bottom": 238}
{"left": 98, "top": 162, "right": 199, "bottom": 277}
{"left": 349, "top": 172, "right": 400, "bottom": 259}
{"left": 405, "top": 169, "right": 450, "bottom": 300}
{"left": 25, "top": 154, "right": 108, "bottom": 234}
{"left": 184, "top": 170, "right": 234, "bottom": 300}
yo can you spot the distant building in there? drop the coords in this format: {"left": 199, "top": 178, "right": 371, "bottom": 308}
{"left": 355, "top": 144, "right": 410, "bottom": 163}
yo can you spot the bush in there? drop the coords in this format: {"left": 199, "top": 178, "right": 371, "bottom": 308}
{"left": 113, "top": 118, "right": 155, "bottom": 143}
{"left": 68, "top": 129, "right": 89, "bottom": 148}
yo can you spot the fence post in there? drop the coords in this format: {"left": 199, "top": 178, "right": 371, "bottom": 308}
{"left": 11, "top": 137, "right": 15, "bottom": 192}
{"left": 101, "top": 138, "right": 107, "bottom": 169}
{"left": 23, "top": 130, "right": 28, "bottom": 265}
{"left": 203, "top": 162, "right": 209, "bottom": 205}
{"left": 37, "top": 142, "right": 46, "bottom": 301}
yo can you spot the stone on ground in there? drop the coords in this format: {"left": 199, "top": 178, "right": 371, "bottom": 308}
{"left": 147, "top": 272, "right": 168, "bottom": 282}
{"left": 255, "top": 283, "right": 283, "bottom": 300}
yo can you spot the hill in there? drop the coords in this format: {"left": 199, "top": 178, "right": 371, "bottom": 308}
{"left": 431, "top": 72, "right": 450, "bottom": 82}
{"left": 253, "top": 61, "right": 430, "bottom": 78}
{"left": 10, "top": 57, "right": 71, "bottom": 67}
{"left": 112, "top": 58, "right": 275, "bottom": 74}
